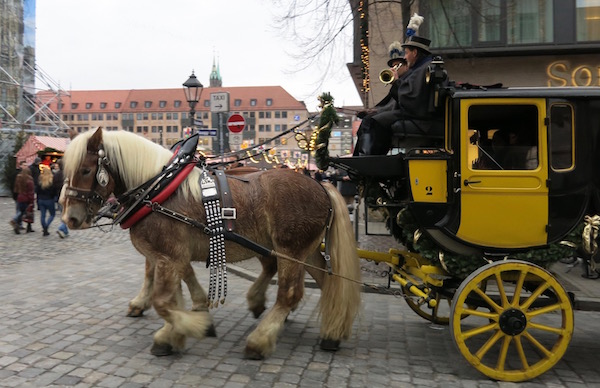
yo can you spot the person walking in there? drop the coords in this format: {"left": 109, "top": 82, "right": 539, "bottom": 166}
{"left": 36, "top": 165, "right": 58, "bottom": 236}
{"left": 10, "top": 167, "right": 35, "bottom": 234}
{"left": 53, "top": 161, "right": 69, "bottom": 238}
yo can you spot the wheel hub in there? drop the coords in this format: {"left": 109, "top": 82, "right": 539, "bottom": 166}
{"left": 498, "top": 308, "right": 527, "bottom": 336}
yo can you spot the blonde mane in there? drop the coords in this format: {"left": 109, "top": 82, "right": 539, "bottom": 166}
{"left": 63, "top": 129, "right": 201, "bottom": 199}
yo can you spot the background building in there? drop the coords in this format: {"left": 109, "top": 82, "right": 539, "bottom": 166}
{"left": 348, "top": 0, "right": 600, "bottom": 108}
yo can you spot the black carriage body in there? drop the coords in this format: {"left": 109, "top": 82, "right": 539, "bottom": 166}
{"left": 339, "top": 86, "right": 600, "bottom": 255}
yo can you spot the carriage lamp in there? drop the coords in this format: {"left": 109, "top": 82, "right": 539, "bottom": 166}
{"left": 183, "top": 71, "right": 204, "bottom": 136}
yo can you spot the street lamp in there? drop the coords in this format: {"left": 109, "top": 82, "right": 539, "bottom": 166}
{"left": 182, "top": 71, "right": 203, "bottom": 136}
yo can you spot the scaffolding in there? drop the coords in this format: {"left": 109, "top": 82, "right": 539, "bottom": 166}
{"left": 0, "top": 60, "right": 70, "bottom": 136}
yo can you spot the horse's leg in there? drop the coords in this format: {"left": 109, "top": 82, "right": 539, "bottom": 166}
{"left": 246, "top": 256, "right": 277, "bottom": 318}
{"left": 244, "top": 253, "right": 306, "bottom": 359}
{"left": 182, "top": 263, "right": 216, "bottom": 337}
{"left": 151, "top": 258, "right": 214, "bottom": 356}
{"left": 128, "top": 258, "right": 155, "bottom": 317}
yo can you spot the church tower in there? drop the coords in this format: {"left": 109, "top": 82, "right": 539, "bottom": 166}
{"left": 209, "top": 56, "right": 222, "bottom": 87}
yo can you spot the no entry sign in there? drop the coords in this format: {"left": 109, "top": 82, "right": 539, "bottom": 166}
{"left": 226, "top": 114, "right": 246, "bottom": 133}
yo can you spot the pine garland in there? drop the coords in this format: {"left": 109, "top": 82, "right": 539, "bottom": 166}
{"left": 393, "top": 208, "right": 581, "bottom": 279}
{"left": 314, "top": 92, "right": 339, "bottom": 171}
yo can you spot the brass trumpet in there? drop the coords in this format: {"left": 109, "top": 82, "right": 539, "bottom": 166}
{"left": 379, "top": 64, "right": 400, "bottom": 85}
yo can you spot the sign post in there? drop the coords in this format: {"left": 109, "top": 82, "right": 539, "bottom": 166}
{"left": 227, "top": 114, "right": 246, "bottom": 149}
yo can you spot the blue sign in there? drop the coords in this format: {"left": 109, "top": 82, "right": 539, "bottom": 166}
{"left": 294, "top": 115, "right": 300, "bottom": 121}
{"left": 197, "top": 129, "right": 217, "bottom": 137}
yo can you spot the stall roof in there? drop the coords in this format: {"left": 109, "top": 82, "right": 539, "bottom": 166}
{"left": 15, "top": 136, "right": 70, "bottom": 165}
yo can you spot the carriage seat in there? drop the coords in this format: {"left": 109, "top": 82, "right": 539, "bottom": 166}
{"left": 390, "top": 118, "right": 444, "bottom": 151}
{"left": 329, "top": 154, "right": 406, "bottom": 179}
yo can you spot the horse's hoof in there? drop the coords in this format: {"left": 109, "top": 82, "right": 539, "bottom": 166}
{"left": 206, "top": 324, "right": 217, "bottom": 337}
{"left": 244, "top": 346, "right": 265, "bottom": 360}
{"left": 251, "top": 305, "right": 266, "bottom": 319}
{"left": 151, "top": 342, "right": 173, "bottom": 357}
{"left": 127, "top": 306, "right": 145, "bottom": 317}
{"left": 320, "top": 338, "right": 340, "bottom": 351}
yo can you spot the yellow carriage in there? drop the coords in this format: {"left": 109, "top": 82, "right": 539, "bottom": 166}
{"left": 330, "top": 66, "right": 600, "bottom": 381}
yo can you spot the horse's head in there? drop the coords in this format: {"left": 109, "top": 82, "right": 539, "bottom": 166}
{"left": 61, "top": 128, "right": 119, "bottom": 229}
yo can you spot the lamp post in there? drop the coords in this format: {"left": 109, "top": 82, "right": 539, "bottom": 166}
{"left": 182, "top": 71, "right": 204, "bottom": 136}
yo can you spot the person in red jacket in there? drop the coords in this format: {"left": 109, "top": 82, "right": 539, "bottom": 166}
{"left": 10, "top": 167, "right": 35, "bottom": 234}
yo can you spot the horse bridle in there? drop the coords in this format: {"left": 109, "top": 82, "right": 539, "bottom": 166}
{"left": 64, "top": 145, "right": 113, "bottom": 217}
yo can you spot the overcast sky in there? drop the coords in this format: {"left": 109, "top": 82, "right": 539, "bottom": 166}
{"left": 35, "top": 0, "right": 363, "bottom": 111}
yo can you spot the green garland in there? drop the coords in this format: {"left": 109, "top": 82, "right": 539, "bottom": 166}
{"left": 314, "top": 92, "right": 339, "bottom": 171}
{"left": 393, "top": 208, "right": 581, "bottom": 279}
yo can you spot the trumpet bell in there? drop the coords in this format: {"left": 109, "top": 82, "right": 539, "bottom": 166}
{"left": 379, "top": 69, "right": 395, "bottom": 84}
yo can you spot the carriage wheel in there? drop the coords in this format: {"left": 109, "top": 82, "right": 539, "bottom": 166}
{"left": 402, "top": 286, "right": 451, "bottom": 325}
{"left": 450, "top": 260, "right": 573, "bottom": 382}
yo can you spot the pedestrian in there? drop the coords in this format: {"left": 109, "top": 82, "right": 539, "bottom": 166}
{"left": 37, "top": 165, "right": 58, "bottom": 236}
{"left": 10, "top": 167, "right": 35, "bottom": 234}
{"left": 53, "top": 160, "right": 69, "bottom": 238}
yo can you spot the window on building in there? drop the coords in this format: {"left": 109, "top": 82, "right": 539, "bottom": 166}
{"left": 137, "top": 113, "right": 143, "bottom": 120}
{"left": 275, "top": 124, "right": 281, "bottom": 132}
{"left": 235, "top": 99, "right": 242, "bottom": 106}
{"left": 145, "top": 101, "right": 152, "bottom": 108}
{"left": 550, "top": 104, "right": 574, "bottom": 170}
{"left": 259, "top": 112, "right": 265, "bottom": 118}
{"left": 275, "top": 111, "right": 281, "bottom": 118}
{"left": 577, "top": 0, "right": 600, "bottom": 41}
{"left": 282, "top": 111, "right": 287, "bottom": 118}
{"left": 204, "top": 100, "right": 210, "bottom": 107}
{"left": 265, "top": 112, "right": 271, "bottom": 118}
{"left": 266, "top": 98, "right": 273, "bottom": 106}
{"left": 71, "top": 103, "right": 79, "bottom": 109}
{"left": 427, "top": 0, "right": 472, "bottom": 47}
{"left": 130, "top": 101, "right": 138, "bottom": 108}
{"left": 507, "top": 0, "right": 553, "bottom": 44}
{"left": 478, "top": 0, "right": 501, "bottom": 43}
{"left": 159, "top": 100, "right": 167, "bottom": 108}
{"left": 174, "top": 100, "right": 182, "bottom": 108}
{"left": 152, "top": 113, "right": 157, "bottom": 120}
{"left": 265, "top": 124, "right": 271, "bottom": 131}
{"left": 99, "top": 102, "right": 106, "bottom": 109}
{"left": 57, "top": 103, "right": 64, "bottom": 109}
{"left": 250, "top": 99, "right": 257, "bottom": 106}
{"left": 259, "top": 125, "right": 265, "bottom": 132}
{"left": 85, "top": 103, "right": 93, "bottom": 109}
{"left": 249, "top": 112, "right": 255, "bottom": 118}
{"left": 115, "top": 102, "right": 122, "bottom": 108}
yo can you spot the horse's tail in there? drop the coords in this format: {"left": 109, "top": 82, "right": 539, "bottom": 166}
{"left": 319, "top": 182, "right": 361, "bottom": 342}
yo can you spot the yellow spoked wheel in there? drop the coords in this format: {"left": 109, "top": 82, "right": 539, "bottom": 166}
{"left": 450, "top": 260, "right": 574, "bottom": 382}
{"left": 402, "top": 286, "right": 452, "bottom": 325}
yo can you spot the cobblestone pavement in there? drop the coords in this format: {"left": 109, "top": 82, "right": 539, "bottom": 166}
{"left": 3, "top": 198, "right": 600, "bottom": 387}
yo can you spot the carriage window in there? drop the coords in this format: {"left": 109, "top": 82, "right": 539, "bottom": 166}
{"left": 469, "top": 104, "right": 539, "bottom": 170}
{"left": 550, "top": 104, "right": 573, "bottom": 170}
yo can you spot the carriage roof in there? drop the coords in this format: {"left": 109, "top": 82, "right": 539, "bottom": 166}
{"left": 446, "top": 85, "right": 600, "bottom": 100}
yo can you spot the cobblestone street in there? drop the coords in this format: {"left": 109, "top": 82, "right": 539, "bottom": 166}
{"left": 2, "top": 198, "right": 600, "bottom": 387}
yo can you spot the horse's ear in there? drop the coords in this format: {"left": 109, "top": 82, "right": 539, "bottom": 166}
{"left": 87, "top": 127, "right": 104, "bottom": 152}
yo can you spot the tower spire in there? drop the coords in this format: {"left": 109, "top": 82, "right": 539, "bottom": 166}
{"left": 209, "top": 51, "right": 222, "bottom": 87}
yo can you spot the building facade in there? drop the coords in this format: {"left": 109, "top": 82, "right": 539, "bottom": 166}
{"left": 35, "top": 85, "right": 311, "bottom": 159}
{"left": 349, "top": 0, "right": 600, "bottom": 107}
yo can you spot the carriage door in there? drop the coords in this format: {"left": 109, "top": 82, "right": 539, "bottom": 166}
{"left": 457, "top": 99, "right": 549, "bottom": 249}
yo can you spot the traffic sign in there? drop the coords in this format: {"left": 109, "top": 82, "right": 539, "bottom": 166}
{"left": 197, "top": 129, "right": 217, "bottom": 137}
{"left": 229, "top": 133, "right": 243, "bottom": 145}
{"left": 227, "top": 114, "right": 246, "bottom": 133}
{"left": 210, "top": 92, "right": 229, "bottom": 113}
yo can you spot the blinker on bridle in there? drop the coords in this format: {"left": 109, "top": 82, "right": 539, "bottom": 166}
{"left": 64, "top": 144, "right": 112, "bottom": 214}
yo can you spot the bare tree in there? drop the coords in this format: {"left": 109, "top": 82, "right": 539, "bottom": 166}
{"left": 272, "top": 0, "right": 414, "bottom": 100}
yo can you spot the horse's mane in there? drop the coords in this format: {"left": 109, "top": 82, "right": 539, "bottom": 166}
{"left": 63, "top": 129, "right": 201, "bottom": 199}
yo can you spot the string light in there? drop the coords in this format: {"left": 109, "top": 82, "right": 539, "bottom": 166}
{"left": 359, "top": 0, "right": 370, "bottom": 105}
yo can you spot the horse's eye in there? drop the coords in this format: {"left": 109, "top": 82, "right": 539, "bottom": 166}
{"left": 82, "top": 168, "right": 92, "bottom": 175}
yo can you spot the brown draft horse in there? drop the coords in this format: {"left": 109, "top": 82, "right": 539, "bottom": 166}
{"left": 61, "top": 128, "right": 361, "bottom": 359}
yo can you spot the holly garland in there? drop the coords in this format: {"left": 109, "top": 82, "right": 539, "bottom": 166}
{"left": 314, "top": 92, "right": 339, "bottom": 171}
{"left": 393, "top": 208, "right": 581, "bottom": 279}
